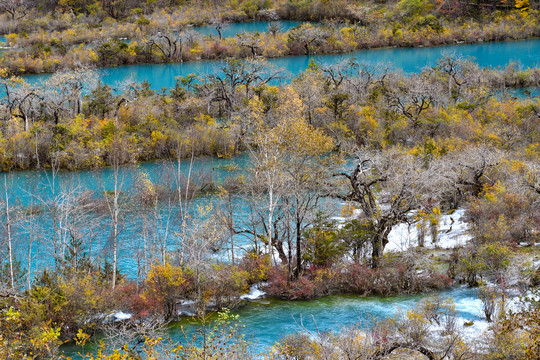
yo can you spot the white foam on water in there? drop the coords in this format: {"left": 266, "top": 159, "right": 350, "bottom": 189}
{"left": 241, "top": 283, "right": 267, "bottom": 300}
{"left": 453, "top": 295, "right": 484, "bottom": 319}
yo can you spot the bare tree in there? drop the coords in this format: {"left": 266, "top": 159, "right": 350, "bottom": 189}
{"left": 443, "top": 146, "right": 503, "bottom": 200}
{"left": 293, "top": 66, "right": 324, "bottom": 125}
{"left": 346, "top": 63, "right": 387, "bottom": 103}
{"left": 334, "top": 149, "right": 449, "bottom": 268}
{"left": 245, "top": 87, "right": 334, "bottom": 278}
{"left": 1, "top": 173, "right": 16, "bottom": 289}
{"left": 183, "top": 202, "right": 227, "bottom": 305}
{"left": 320, "top": 59, "right": 359, "bottom": 120}
{"left": 211, "top": 17, "right": 229, "bottom": 40}
{"left": 214, "top": 182, "right": 242, "bottom": 265}
{"left": 0, "top": 0, "right": 30, "bottom": 20}
{"left": 267, "top": 22, "right": 283, "bottom": 37}
{"left": 0, "top": 75, "right": 40, "bottom": 132}
{"left": 429, "top": 54, "right": 488, "bottom": 106}
{"left": 237, "top": 32, "right": 261, "bottom": 58}
{"left": 19, "top": 181, "right": 41, "bottom": 289}
{"left": 33, "top": 148, "right": 63, "bottom": 270}
{"left": 198, "top": 58, "right": 282, "bottom": 118}
{"left": 103, "top": 136, "right": 135, "bottom": 290}
{"left": 148, "top": 31, "right": 182, "bottom": 62}
{"left": 288, "top": 24, "right": 330, "bottom": 55}
{"left": 523, "top": 162, "right": 540, "bottom": 199}
{"left": 384, "top": 73, "right": 437, "bottom": 129}
{"left": 41, "top": 68, "right": 98, "bottom": 123}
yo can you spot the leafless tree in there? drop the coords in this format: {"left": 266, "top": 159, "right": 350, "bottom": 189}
{"left": 429, "top": 54, "right": 487, "bottom": 105}
{"left": 1, "top": 173, "right": 16, "bottom": 289}
{"left": 0, "top": 0, "right": 30, "bottom": 20}
{"left": 237, "top": 32, "right": 261, "bottom": 58}
{"left": 34, "top": 149, "right": 63, "bottom": 270}
{"left": 523, "top": 162, "right": 540, "bottom": 199}
{"left": 0, "top": 75, "right": 41, "bottom": 132}
{"left": 443, "top": 145, "right": 503, "bottom": 200}
{"left": 101, "top": 316, "right": 167, "bottom": 355}
{"left": 334, "top": 149, "right": 450, "bottom": 268}
{"left": 148, "top": 31, "right": 181, "bottom": 62}
{"left": 102, "top": 136, "right": 135, "bottom": 290}
{"left": 267, "top": 22, "right": 283, "bottom": 37}
{"left": 288, "top": 24, "right": 330, "bottom": 55}
{"left": 293, "top": 68, "right": 324, "bottom": 125}
{"left": 213, "top": 180, "right": 243, "bottom": 265}
{"left": 384, "top": 73, "right": 438, "bottom": 129}
{"left": 346, "top": 63, "right": 388, "bottom": 103}
{"left": 198, "top": 58, "right": 282, "bottom": 117}
{"left": 242, "top": 89, "right": 334, "bottom": 277}
{"left": 211, "top": 17, "right": 229, "bottom": 40}
{"left": 41, "top": 68, "right": 98, "bottom": 122}
{"left": 183, "top": 201, "right": 227, "bottom": 303}
{"left": 19, "top": 180, "right": 41, "bottom": 289}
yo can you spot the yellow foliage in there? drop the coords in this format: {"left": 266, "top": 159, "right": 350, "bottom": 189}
{"left": 515, "top": 0, "right": 530, "bottom": 11}
{"left": 480, "top": 181, "right": 504, "bottom": 202}
{"left": 146, "top": 263, "right": 186, "bottom": 290}
{"left": 341, "top": 204, "right": 356, "bottom": 218}
{"left": 5, "top": 33, "right": 17, "bottom": 46}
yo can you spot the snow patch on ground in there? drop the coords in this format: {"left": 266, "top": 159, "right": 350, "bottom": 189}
{"left": 241, "top": 283, "right": 267, "bottom": 300}
{"left": 177, "top": 300, "right": 197, "bottom": 316}
{"left": 459, "top": 318, "right": 491, "bottom": 342}
{"left": 333, "top": 206, "right": 472, "bottom": 253}
{"left": 112, "top": 311, "right": 132, "bottom": 321}
{"left": 386, "top": 209, "right": 471, "bottom": 252}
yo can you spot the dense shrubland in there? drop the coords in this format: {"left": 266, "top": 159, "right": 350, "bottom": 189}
{"left": 1, "top": 0, "right": 540, "bottom": 74}
{"left": 1, "top": 58, "right": 539, "bottom": 171}
{"left": 1, "top": 54, "right": 539, "bottom": 358}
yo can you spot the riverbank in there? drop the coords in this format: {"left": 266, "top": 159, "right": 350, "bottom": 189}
{"left": 56, "top": 281, "right": 539, "bottom": 359}
{"left": 58, "top": 286, "right": 484, "bottom": 357}
{"left": 1, "top": 58, "right": 539, "bottom": 172}
{"left": 1, "top": 8, "right": 539, "bottom": 76}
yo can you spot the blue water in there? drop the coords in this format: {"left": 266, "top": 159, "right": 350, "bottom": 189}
{"left": 4, "top": 153, "right": 342, "bottom": 280}
{"left": 4, "top": 155, "right": 256, "bottom": 277}
{"left": 218, "top": 287, "right": 483, "bottom": 349}
{"left": 0, "top": 35, "right": 6, "bottom": 52}
{"left": 192, "top": 20, "right": 305, "bottom": 38}
{"left": 5, "top": 38, "right": 538, "bottom": 284}
{"left": 61, "top": 286, "right": 484, "bottom": 358}
{"left": 24, "top": 38, "right": 540, "bottom": 89}
{"left": 506, "top": 86, "right": 540, "bottom": 98}
{"left": 7, "top": 155, "right": 245, "bottom": 205}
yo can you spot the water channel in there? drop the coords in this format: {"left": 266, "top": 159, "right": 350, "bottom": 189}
{"left": 22, "top": 38, "right": 540, "bottom": 88}
{"left": 61, "top": 286, "right": 489, "bottom": 358}
{"left": 6, "top": 154, "right": 257, "bottom": 278}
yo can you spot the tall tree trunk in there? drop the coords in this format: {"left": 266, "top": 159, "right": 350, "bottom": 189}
{"left": 112, "top": 167, "right": 119, "bottom": 290}
{"left": 371, "top": 224, "right": 391, "bottom": 269}
{"left": 295, "top": 205, "right": 302, "bottom": 279}
{"left": 3, "top": 175, "right": 14, "bottom": 289}
{"left": 268, "top": 185, "right": 274, "bottom": 256}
